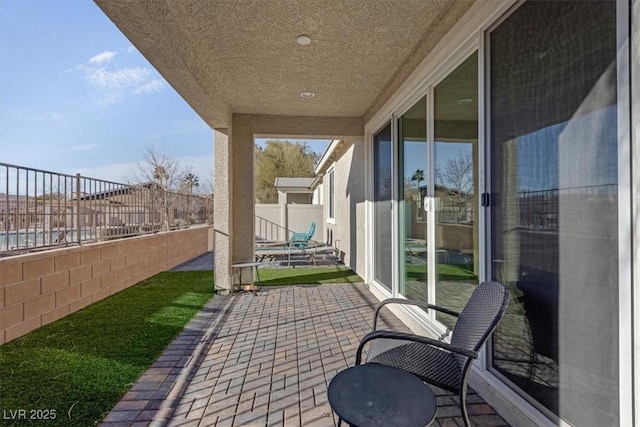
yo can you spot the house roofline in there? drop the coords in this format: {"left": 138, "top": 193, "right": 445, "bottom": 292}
{"left": 314, "top": 139, "right": 342, "bottom": 175}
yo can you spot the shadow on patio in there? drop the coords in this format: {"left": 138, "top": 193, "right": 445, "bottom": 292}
{"left": 101, "top": 281, "right": 508, "bottom": 426}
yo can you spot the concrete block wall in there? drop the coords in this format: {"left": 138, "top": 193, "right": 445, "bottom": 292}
{"left": 0, "top": 226, "right": 211, "bottom": 345}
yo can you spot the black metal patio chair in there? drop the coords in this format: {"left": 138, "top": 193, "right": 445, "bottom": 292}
{"left": 354, "top": 281, "right": 510, "bottom": 426}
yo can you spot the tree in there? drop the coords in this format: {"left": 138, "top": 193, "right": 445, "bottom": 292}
{"left": 179, "top": 172, "right": 200, "bottom": 223}
{"left": 410, "top": 168, "right": 425, "bottom": 218}
{"left": 434, "top": 151, "right": 473, "bottom": 223}
{"left": 133, "top": 147, "right": 187, "bottom": 230}
{"left": 134, "top": 147, "right": 184, "bottom": 191}
{"left": 254, "top": 140, "right": 318, "bottom": 203}
{"left": 181, "top": 172, "right": 200, "bottom": 194}
{"left": 411, "top": 169, "right": 425, "bottom": 186}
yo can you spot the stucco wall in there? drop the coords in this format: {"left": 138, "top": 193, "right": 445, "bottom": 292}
{"left": 324, "top": 140, "right": 367, "bottom": 277}
{"left": 0, "top": 226, "right": 211, "bottom": 345}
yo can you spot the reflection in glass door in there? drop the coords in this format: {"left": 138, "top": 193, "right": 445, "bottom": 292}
{"left": 373, "top": 123, "right": 393, "bottom": 290}
{"left": 398, "top": 97, "right": 428, "bottom": 302}
{"left": 488, "top": 1, "right": 618, "bottom": 424}
{"left": 397, "top": 52, "right": 479, "bottom": 324}
{"left": 433, "top": 53, "right": 478, "bottom": 328}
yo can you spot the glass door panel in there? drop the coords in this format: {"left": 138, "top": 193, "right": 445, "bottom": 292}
{"left": 398, "top": 97, "right": 428, "bottom": 301}
{"left": 373, "top": 123, "right": 393, "bottom": 290}
{"left": 489, "top": 1, "right": 618, "bottom": 424}
{"left": 433, "top": 53, "right": 479, "bottom": 329}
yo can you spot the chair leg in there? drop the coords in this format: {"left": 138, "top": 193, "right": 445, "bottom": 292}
{"left": 460, "top": 390, "right": 471, "bottom": 427}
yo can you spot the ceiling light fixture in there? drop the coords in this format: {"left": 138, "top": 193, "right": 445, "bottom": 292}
{"left": 300, "top": 91, "right": 315, "bottom": 99}
{"left": 296, "top": 34, "right": 312, "bottom": 45}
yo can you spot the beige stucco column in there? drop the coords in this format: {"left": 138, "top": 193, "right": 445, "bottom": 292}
{"left": 213, "top": 117, "right": 255, "bottom": 294}
{"left": 214, "top": 128, "right": 233, "bottom": 293}
{"left": 231, "top": 115, "right": 255, "bottom": 268}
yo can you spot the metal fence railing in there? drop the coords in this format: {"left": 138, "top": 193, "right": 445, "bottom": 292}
{"left": 0, "top": 162, "right": 213, "bottom": 257}
{"left": 516, "top": 183, "right": 617, "bottom": 232}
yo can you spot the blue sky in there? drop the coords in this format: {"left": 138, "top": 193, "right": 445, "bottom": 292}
{"left": 0, "top": 1, "right": 329, "bottom": 190}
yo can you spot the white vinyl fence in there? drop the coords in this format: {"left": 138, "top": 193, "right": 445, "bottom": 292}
{"left": 255, "top": 204, "right": 324, "bottom": 242}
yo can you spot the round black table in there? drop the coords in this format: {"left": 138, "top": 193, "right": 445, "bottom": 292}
{"left": 327, "top": 364, "right": 437, "bottom": 427}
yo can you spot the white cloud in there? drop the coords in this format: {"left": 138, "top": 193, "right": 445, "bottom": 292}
{"left": 70, "top": 49, "right": 165, "bottom": 104}
{"left": 72, "top": 144, "right": 97, "bottom": 151}
{"left": 133, "top": 78, "right": 164, "bottom": 94}
{"left": 88, "top": 67, "right": 150, "bottom": 90}
{"left": 89, "top": 50, "right": 117, "bottom": 65}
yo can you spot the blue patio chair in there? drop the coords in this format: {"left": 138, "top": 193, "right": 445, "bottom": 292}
{"left": 353, "top": 281, "right": 510, "bottom": 427}
{"left": 288, "top": 221, "right": 315, "bottom": 249}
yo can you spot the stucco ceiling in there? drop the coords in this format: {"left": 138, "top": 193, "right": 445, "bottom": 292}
{"left": 95, "top": 0, "right": 475, "bottom": 129}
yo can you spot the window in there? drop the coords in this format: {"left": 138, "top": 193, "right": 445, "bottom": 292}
{"left": 327, "top": 166, "right": 335, "bottom": 222}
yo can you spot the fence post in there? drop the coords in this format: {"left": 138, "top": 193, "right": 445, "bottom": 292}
{"left": 76, "top": 173, "right": 81, "bottom": 245}
{"left": 280, "top": 203, "right": 288, "bottom": 241}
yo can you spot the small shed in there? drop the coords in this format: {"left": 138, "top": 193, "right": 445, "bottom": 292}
{"left": 274, "top": 177, "right": 316, "bottom": 204}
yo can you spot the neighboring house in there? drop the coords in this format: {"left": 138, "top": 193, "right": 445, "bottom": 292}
{"left": 95, "top": 2, "right": 638, "bottom": 426}
{"left": 0, "top": 195, "right": 38, "bottom": 231}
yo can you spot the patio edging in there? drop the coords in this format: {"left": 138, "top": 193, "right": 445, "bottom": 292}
{"left": 100, "top": 292, "right": 236, "bottom": 426}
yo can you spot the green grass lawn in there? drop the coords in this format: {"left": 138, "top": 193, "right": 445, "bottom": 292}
{"left": 405, "top": 263, "right": 478, "bottom": 281}
{"left": 258, "top": 266, "right": 363, "bottom": 285}
{"left": 0, "top": 271, "right": 213, "bottom": 427}
{"left": 0, "top": 265, "right": 361, "bottom": 426}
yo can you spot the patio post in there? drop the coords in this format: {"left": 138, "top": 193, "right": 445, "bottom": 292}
{"left": 213, "top": 118, "right": 256, "bottom": 294}
{"left": 213, "top": 128, "right": 233, "bottom": 294}
{"left": 230, "top": 115, "right": 256, "bottom": 277}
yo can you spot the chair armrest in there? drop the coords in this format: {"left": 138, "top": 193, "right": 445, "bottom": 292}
{"left": 373, "top": 298, "right": 460, "bottom": 330}
{"left": 355, "top": 330, "right": 478, "bottom": 365}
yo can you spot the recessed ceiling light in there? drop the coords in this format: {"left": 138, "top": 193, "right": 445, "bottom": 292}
{"left": 296, "top": 34, "right": 312, "bottom": 45}
{"left": 457, "top": 98, "right": 473, "bottom": 104}
{"left": 300, "top": 91, "right": 315, "bottom": 99}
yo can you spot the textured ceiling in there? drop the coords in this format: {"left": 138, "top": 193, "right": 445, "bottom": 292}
{"left": 95, "top": 0, "right": 475, "bottom": 129}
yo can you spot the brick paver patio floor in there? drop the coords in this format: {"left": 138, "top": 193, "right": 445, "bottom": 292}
{"left": 101, "top": 283, "right": 508, "bottom": 427}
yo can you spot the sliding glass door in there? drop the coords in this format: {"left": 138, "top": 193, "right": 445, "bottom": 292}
{"left": 488, "top": 1, "right": 619, "bottom": 424}
{"left": 373, "top": 123, "right": 393, "bottom": 290}
{"left": 398, "top": 96, "right": 428, "bottom": 301}
{"left": 433, "top": 53, "right": 478, "bottom": 328}
{"left": 368, "top": 0, "right": 628, "bottom": 424}
{"left": 397, "top": 53, "right": 478, "bottom": 329}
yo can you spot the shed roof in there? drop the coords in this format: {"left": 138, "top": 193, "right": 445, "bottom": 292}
{"left": 274, "top": 177, "right": 315, "bottom": 189}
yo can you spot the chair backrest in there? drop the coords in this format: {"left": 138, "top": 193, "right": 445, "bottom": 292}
{"left": 306, "top": 221, "right": 316, "bottom": 238}
{"left": 450, "top": 281, "right": 510, "bottom": 370}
